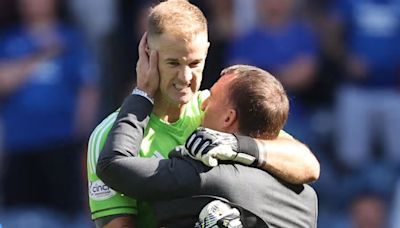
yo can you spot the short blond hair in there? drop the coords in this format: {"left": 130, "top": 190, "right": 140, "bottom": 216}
{"left": 148, "top": 0, "right": 208, "bottom": 41}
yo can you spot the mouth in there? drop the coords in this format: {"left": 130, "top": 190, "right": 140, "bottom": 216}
{"left": 173, "top": 83, "right": 191, "bottom": 91}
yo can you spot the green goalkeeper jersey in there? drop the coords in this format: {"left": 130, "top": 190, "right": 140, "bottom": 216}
{"left": 87, "top": 90, "right": 209, "bottom": 226}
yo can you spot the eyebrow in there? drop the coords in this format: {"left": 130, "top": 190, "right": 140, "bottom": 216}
{"left": 164, "top": 57, "right": 204, "bottom": 63}
{"left": 165, "top": 58, "right": 179, "bottom": 62}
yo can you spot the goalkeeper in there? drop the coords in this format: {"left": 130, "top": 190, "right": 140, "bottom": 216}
{"left": 97, "top": 65, "right": 318, "bottom": 228}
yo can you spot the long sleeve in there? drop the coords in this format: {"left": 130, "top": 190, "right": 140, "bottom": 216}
{"left": 96, "top": 94, "right": 202, "bottom": 201}
{"left": 98, "top": 94, "right": 152, "bottom": 160}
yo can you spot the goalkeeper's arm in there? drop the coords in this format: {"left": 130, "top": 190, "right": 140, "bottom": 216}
{"left": 216, "top": 132, "right": 320, "bottom": 184}
{"left": 254, "top": 131, "right": 320, "bottom": 184}
{"left": 184, "top": 128, "right": 320, "bottom": 184}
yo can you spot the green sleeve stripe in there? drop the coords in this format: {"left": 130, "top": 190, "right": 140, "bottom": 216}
{"left": 91, "top": 206, "right": 138, "bottom": 215}
{"left": 87, "top": 129, "right": 96, "bottom": 175}
{"left": 89, "top": 113, "right": 115, "bottom": 174}
{"left": 88, "top": 112, "right": 117, "bottom": 174}
{"left": 88, "top": 119, "right": 102, "bottom": 174}
{"left": 91, "top": 112, "right": 117, "bottom": 174}
{"left": 88, "top": 119, "right": 106, "bottom": 175}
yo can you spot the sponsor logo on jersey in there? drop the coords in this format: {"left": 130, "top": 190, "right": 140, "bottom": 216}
{"left": 89, "top": 180, "right": 116, "bottom": 200}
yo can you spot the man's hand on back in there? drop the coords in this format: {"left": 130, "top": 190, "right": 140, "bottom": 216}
{"left": 171, "top": 127, "right": 261, "bottom": 167}
{"left": 169, "top": 145, "right": 220, "bottom": 167}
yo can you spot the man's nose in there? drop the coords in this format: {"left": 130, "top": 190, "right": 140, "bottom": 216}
{"left": 179, "top": 66, "right": 193, "bottom": 83}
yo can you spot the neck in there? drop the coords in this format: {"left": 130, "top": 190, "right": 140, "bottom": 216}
{"left": 225, "top": 122, "right": 240, "bottom": 135}
{"left": 153, "top": 93, "right": 185, "bottom": 123}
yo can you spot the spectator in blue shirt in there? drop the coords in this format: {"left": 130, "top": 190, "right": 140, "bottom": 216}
{"left": 330, "top": 0, "right": 400, "bottom": 170}
{"left": 225, "top": 0, "right": 319, "bottom": 144}
{"left": 0, "top": 0, "right": 99, "bottom": 217}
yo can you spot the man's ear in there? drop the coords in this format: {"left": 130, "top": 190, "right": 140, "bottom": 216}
{"left": 145, "top": 43, "right": 150, "bottom": 54}
{"left": 146, "top": 36, "right": 152, "bottom": 54}
{"left": 223, "top": 108, "right": 237, "bottom": 129}
{"left": 147, "top": 34, "right": 156, "bottom": 52}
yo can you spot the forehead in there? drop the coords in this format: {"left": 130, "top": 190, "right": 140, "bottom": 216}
{"left": 153, "top": 33, "right": 209, "bottom": 60}
{"left": 211, "top": 74, "right": 236, "bottom": 95}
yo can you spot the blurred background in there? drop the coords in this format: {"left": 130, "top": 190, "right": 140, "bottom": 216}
{"left": 0, "top": 0, "right": 399, "bottom": 227}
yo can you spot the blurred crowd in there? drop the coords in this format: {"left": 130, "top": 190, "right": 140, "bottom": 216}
{"left": 0, "top": 0, "right": 399, "bottom": 227}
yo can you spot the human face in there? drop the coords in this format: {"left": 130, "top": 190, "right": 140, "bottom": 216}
{"left": 258, "top": 0, "right": 293, "bottom": 19}
{"left": 151, "top": 33, "right": 209, "bottom": 106}
{"left": 202, "top": 74, "right": 236, "bottom": 132}
{"left": 19, "top": 0, "right": 57, "bottom": 21}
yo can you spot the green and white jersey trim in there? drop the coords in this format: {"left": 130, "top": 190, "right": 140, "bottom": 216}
{"left": 88, "top": 112, "right": 118, "bottom": 175}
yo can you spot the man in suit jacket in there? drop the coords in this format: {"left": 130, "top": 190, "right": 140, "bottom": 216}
{"left": 97, "top": 65, "right": 318, "bottom": 227}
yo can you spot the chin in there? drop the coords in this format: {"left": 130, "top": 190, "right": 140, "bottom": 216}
{"left": 175, "top": 93, "right": 194, "bottom": 105}
{"left": 176, "top": 97, "right": 192, "bottom": 105}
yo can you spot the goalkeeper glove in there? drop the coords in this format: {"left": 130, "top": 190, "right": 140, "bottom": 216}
{"left": 184, "top": 127, "right": 262, "bottom": 167}
{"left": 169, "top": 145, "right": 219, "bottom": 167}
{"left": 195, "top": 200, "right": 243, "bottom": 228}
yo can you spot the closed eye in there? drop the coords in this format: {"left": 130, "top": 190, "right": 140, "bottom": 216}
{"left": 189, "top": 60, "right": 202, "bottom": 68}
{"left": 167, "top": 61, "right": 180, "bottom": 67}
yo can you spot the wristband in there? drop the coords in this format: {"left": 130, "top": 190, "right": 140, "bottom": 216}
{"left": 132, "top": 87, "right": 154, "bottom": 105}
{"left": 233, "top": 134, "right": 261, "bottom": 167}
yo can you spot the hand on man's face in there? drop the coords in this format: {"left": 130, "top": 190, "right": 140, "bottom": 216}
{"left": 136, "top": 32, "right": 160, "bottom": 97}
